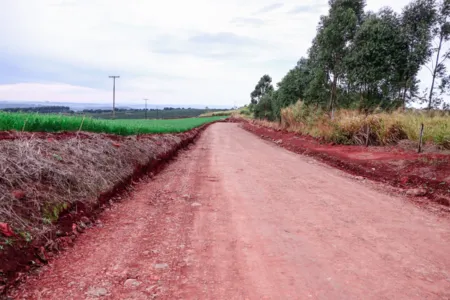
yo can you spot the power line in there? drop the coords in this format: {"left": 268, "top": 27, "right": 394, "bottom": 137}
{"left": 108, "top": 76, "right": 120, "bottom": 119}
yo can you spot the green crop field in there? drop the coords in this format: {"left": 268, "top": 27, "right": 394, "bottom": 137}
{"left": 0, "top": 112, "right": 226, "bottom": 135}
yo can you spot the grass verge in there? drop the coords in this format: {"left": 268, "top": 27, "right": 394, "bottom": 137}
{"left": 279, "top": 101, "right": 450, "bottom": 149}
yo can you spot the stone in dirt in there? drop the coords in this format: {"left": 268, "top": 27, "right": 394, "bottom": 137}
{"left": 191, "top": 202, "right": 202, "bottom": 207}
{"left": 80, "top": 216, "right": 91, "bottom": 225}
{"left": 153, "top": 263, "right": 169, "bottom": 270}
{"left": 275, "top": 139, "right": 283, "bottom": 144}
{"left": 95, "top": 220, "right": 103, "bottom": 228}
{"left": 124, "top": 279, "right": 141, "bottom": 288}
{"left": 76, "top": 225, "right": 85, "bottom": 233}
{"left": 86, "top": 287, "right": 108, "bottom": 297}
{"left": 36, "top": 246, "right": 47, "bottom": 263}
{"left": 406, "top": 188, "right": 427, "bottom": 197}
{"left": 146, "top": 285, "right": 158, "bottom": 292}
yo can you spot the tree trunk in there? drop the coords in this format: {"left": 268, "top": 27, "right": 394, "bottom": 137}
{"left": 402, "top": 81, "right": 408, "bottom": 111}
{"left": 428, "top": 33, "right": 444, "bottom": 110}
{"left": 329, "top": 74, "right": 338, "bottom": 118}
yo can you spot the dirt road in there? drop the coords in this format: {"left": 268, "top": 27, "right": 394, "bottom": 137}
{"left": 11, "top": 123, "right": 450, "bottom": 299}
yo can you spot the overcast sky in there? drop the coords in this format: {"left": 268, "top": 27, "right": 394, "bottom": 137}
{"left": 0, "top": 0, "right": 435, "bottom": 107}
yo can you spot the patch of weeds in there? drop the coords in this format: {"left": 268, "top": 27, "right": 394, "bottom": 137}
{"left": 52, "top": 154, "right": 63, "bottom": 161}
{"left": 42, "top": 202, "right": 69, "bottom": 223}
{"left": 3, "top": 238, "right": 13, "bottom": 246}
{"left": 19, "top": 231, "right": 33, "bottom": 243}
{"left": 42, "top": 217, "right": 53, "bottom": 225}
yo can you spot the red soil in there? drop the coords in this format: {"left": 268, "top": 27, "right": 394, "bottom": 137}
{"left": 0, "top": 123, "right": 213, "bottom": 295}
{"left": 242, "top": 122, "right": 450, "bottom": 207}
{"left": 9, "top": 123, "right": 450, "bottom": 299}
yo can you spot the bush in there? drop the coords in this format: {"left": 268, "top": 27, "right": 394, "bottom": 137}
{"left": 254, "top": 93, "right": 275, "bottom": 120}
{"left": 239, "top": 107, "right": 252, "bottom": 116}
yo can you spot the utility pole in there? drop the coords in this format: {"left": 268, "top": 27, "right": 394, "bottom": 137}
{"left": 109, "top": 75, "right": 120, "bottom": 119}
{"left": 144, "top": 98, "right": 148, "bottom": 119}
{"left": 156, "top": 105, "right": 158, "bottom": 119}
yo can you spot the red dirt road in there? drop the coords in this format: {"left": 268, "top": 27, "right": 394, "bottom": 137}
{"left": 11, "top": 123, "right": 450, "bottom": 299}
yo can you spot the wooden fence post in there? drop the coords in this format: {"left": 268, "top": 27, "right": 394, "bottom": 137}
{"left": 418, "top": 123, "right": 424, "bottom": 153}
{"left": 365, "top": 125, "right": 370, "bottom": 147}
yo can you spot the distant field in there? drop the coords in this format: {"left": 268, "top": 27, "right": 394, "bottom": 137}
{"left": 83, "top": 108, "right": 230, "bottom": 119}
{"left": 199, "top": 110, "right": 236, "bottom": 117}
{"left": 0, "top": 112, "right": 225, "bottom": 135}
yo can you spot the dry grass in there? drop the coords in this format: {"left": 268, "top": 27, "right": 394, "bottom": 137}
{"left": 250, "top": 119, "right": 283, "bottom": 130}
{"left": 277, "top": 101, "right": 450, "bottom": 148}
{"left": 0, "top": 133, "right": 183, "bottom": 248}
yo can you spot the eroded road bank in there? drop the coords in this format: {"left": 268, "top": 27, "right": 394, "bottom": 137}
{"left": 11, "top": 123, "right": 450, "bottom": 299}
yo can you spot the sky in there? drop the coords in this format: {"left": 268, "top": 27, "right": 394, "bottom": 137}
{"left": 0, "top": 0, "right": 439, "bottom": 108}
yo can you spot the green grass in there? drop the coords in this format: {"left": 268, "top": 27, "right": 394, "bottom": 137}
{"left": 0, "top": 112, "right": 226, "bottom": 135}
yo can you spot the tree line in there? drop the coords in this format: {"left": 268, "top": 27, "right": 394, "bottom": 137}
{"left": 251, "top": 0, "right": 450, "bottom": 120}
{"left": 81, "top": 107, "right": 199, "bottom": 113}
{"left": 1, "top": 106, "right": 74, "bottom": 114}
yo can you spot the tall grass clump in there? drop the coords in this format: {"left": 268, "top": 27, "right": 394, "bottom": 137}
{"left": 279, "top": 101, "right": 450, "bottom": 148}
{"left": 396, "top": 111, "right": 449, "bottom": 148}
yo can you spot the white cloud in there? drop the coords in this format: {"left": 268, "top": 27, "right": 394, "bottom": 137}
{"left": 0, "top": 0, "right": 437, "bottom": 108}
{"left": 0, "top": 83, "right": 103, "bottom": 102}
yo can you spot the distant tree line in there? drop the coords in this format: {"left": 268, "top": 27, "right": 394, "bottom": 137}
{"left": 82, "top": 108, "right": 133, "bottom": 113}
{"left": 82, "top": 107, "right": 214, "bottom": 113}
{"left": 1, "top": 106, "right": 74, "bottom": 114}
{"left": 251, "top": 0, "right": 450, "bottom": 120}
{"left": 81, "top": 107, "right": 229, "bottom": 120}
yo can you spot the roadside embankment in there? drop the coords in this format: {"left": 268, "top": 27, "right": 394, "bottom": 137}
{"left": 0, "top": 123, "right": 211, "bottom": 293}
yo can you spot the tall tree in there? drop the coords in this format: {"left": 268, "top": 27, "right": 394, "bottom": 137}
{"left": 315, "top": 0, "right": 366, "bottom": 114}
{"left": 346, "top": 8, "right": 406, "bottom": 110}
{"left": 254, "top": 92, "right": 275, "bottom": 120}
{"left": 426, "top": 0, "right": 450, "bottom": 109}
{"left": 304, "top": 37, "right": 330, "bottom": 107}
{"left": 399, "top": 0, "right": 436, "bottom": 107}
{"left": 272, "top": 58, "right": 313, "bottom": 119}
{"left": 250, "top": 75, "right": 274, "bottom": 105}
